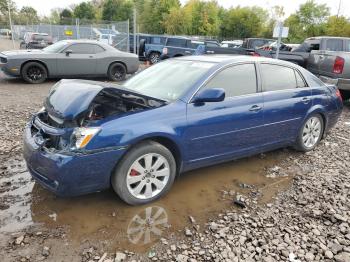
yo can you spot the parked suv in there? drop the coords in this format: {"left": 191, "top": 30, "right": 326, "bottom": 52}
{"left": 20, "top": 32, "right": 53, "bottom": 49}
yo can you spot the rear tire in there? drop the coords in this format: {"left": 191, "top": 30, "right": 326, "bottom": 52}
{"left": 108, "top": 62, "right": 126, "bottom": 81}
{"left": 21, "top": 62, "right": 47, "bottom": 84}
{"left": 294, "top": 114, "right": 324, "bottom": 152}
{"left": 111, "top": 141, "right": 176, "bottom": 205}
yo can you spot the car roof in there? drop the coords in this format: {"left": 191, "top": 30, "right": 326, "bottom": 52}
{"left": 175, "top": 55, "right": 301, "bottom": 68}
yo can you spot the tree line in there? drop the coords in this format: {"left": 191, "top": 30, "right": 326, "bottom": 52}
{"left": 1, "top": 0, "right": 350, "bottom": 43}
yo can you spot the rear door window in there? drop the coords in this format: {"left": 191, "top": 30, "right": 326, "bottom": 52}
{"left": 261, "top": 64, "right": 298, "bottom": 91}
{"left": 325, "top": 39, "right": 343, "bottom": 51}
{"left": 203, "top": 63, "right": 257, "bottom": 98}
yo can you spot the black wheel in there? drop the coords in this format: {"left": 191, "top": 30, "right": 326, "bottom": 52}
{"left": 148, "top": 52, "right": 160, "bottom": 64}
{"left": 108, "top": 62, "right": 126, "bottom": 81}
{"left": 340, "top": 90, "right": 350, "bottom": 101}
{"left": 21, "top": 62, "right": 47, "bottom": 84}
{"left": 295, "top": 114, "right": 324, "bottom": 152}
{"left": 112, "top": 141, "right": 176, "bottom": 205}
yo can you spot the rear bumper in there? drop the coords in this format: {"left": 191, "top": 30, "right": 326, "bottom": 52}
{"left": 23, "top": 122, "right": 127, "bottom": 197}
{"left": 319, "top": 75, "right": 350, "bottom": 91}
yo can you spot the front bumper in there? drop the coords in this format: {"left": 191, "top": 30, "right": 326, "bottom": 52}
{"left": 319, "top": 75, "right": 350, "bottom": 91}
{"left": 1, "top": 64, "right": 20, "bottom": 76}
{"left": 23, "top": 120, "right": 127, "bottom": 197}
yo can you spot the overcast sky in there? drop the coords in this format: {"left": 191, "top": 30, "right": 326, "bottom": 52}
{"left": 13, "top": 0, "right": 347, "bottom": 18}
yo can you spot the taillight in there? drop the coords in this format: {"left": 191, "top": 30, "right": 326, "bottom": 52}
{"left": 335, "top": 88, "right": 343, "bottom": 102}
{"left": 333, "top": 56, "right": 344, "bottom": 74}
{"left": 162, "top": 47, "right": 168, "bottom": 55}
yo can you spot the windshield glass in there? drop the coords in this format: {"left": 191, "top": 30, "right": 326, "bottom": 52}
{"left": 123, "top": 60, "right": 215, "bottom": 101}
{"left": 43, "top": 41, "right": 68, "bottom": 53}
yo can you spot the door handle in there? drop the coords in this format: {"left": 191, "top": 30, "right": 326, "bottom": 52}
{"left": 206, "top": 50, "right": 215, "bottom": 54}
{"left": 89, "top": 55, "right": 94, "bottom": 58}
{"left": 249, "top": 105, "right": 262, "bottom": 112}
{"left": 301, "top": 97, "right": 311, "bottom": 104}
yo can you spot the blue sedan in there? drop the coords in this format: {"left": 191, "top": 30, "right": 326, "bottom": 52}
{"left": 23, "top": 55, "right": 343, "bottom": 205}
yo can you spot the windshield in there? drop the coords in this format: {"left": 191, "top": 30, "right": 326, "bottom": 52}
{"left": 43, "top": 41, "right": 68, "bottom": 53}
{"left": 123, "top": 60, "right": 215, "bottom": 101}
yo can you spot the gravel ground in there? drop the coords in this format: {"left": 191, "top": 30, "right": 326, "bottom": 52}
{"left": 1, "top": 38, "right": 350, "bottom": 261}
{"left": 146, "top": 105, "right": 350, "bottom": 262}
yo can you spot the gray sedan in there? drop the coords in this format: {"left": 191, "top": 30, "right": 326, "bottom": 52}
{"left": 0, "top": 40, "right": 140, "bottom": 84}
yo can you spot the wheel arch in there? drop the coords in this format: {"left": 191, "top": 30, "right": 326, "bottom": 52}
{"left": 20, "top": 60, "right": 49, "bottom": 77}
{"left": 304, "top": 107, "right": 328, "bottom": 139}
{"left": 121, "top": 135, "right": 183, "bottom": 176}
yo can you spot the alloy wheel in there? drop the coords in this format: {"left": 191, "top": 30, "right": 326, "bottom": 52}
{"left": 126, "top": 153, "right": 170, "bottom": 200}
{"left": 302, "top": 117, "right": 322, "bottom": 148}
{"left": 150, "top": 53, "right": 160, "bottom": 64}
{"left": 112, "top": 66, "right": 125, "bottom": 81}
{"left": 27, "top": 66, "right": 43, "bottom": 81}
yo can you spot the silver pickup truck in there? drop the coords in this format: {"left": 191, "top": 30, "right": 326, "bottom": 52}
{"left": 307, "top": 37, "right": 350, "bottom": 100}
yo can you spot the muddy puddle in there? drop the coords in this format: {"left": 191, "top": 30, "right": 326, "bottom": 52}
{"left": 0, "top": 151, "right": 292, "bottom": 253}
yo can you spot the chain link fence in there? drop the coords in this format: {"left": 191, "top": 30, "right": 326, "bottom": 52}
{"left": 10, "top": 18, "right": 130, "bottom": 52}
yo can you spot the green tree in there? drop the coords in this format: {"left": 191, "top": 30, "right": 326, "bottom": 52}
{"left": 140, "top": 0, "right": 180, "bottom": 34}
{"left": 18, "top": 6, "right": 39, "bottom": 24}
{"left": 74, "top": 2, "right": 95, "bottom": 20}
{"left": 220, "top": 6, "right": 266, "bottom": 39}
{"left": 163, "top": 7, "right": 187, "bottom": 35}
{"left": 0, "top": 0, "right": 16, "bottom": 24}
{"left": 326, "top": 15, "right": 350, "bottom": 37}
{"left": 285, "top": 0, "right": 330, "bottom": 42}
{"left": 102, "top": 0, "right": 133, "bottom": 22}
{"left": 60, "top": 8, "right": 73, "bottom": 24}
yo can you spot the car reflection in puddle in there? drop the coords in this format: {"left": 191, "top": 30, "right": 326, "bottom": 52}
{"left": 1, "top": 151, "right": 293, "bottom": 252}
{"left": 127, "top": 206, "right": 169, "bottom": 245}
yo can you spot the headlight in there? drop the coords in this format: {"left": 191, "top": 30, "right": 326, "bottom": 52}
{"left": 72, "top": 127, "right": 100, "bottom": 149}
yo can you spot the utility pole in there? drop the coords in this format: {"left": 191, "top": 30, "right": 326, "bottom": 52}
{"left": 7, "top": 0, "right": 15, "bottom": 48}
{"left": 337, "top": 0, "right": 342, "bottom": 17}
{"left": 133, "top": 8, "right": 136, "bottom": 54}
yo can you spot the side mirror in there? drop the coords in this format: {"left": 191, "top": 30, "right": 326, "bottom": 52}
{"left": 192, "top": 88, "right": 225, "bottom": 103}
{"left": 65, "top": 49, "right": 73, "bottom": 56}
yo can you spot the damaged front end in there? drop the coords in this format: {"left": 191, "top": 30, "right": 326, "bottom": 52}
{"left": 29, "top": 79, "right": 166, "bottom": 154}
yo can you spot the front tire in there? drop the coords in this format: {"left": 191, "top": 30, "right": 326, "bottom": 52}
{"left": 112, "top": 141, "right": 176, "bottom": 205}
{"left": 295, "top": 114, "right": 324, "bottom": 152}
{"left": 21, "top": 62, "right": 48, "bottom": 84}
{"left": 108, "top": 62, "right": 126, "bottom": 81}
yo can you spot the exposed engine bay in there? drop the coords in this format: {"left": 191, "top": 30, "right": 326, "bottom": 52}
{"left": 33, "top": 82, "right": 166, "bottom": 151}
{"left": 80, "top": 89, "right": 164, "bottom": 126}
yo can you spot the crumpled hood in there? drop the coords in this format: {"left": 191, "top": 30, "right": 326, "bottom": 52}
{"left": 44, "top": 79, "right": 104, "bottom": 121}
{"left": 1, "top": 49, "right": 43, "bottom": 56}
